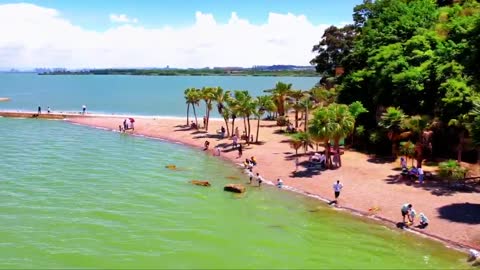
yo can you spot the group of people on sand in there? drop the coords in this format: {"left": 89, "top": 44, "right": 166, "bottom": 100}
{"left": 35, "top": 105, "right": 86, "bottom": 115}
{"left": 400, "top": 203, "right": 429, "bottom": 228}
{"left": 119, "top": 118, "right": 135, "bottom": 132}
{"left": 400, "top": 157, "right": 425, "bottom": 184}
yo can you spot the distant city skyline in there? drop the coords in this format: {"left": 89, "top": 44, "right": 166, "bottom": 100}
{"left": 0, "top": 1, "right": 359, "bottom": 68}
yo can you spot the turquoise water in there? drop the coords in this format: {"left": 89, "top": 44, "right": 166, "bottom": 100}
{"left": 0, "top": 74, "right": 319, "bottom": 116}
{"left": 0, "top": 118, "right": 469, "bottom": 269}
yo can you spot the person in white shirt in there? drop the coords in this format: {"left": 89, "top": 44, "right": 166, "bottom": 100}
{"left": 418, "top": 167, "right": 424, "bottom": 184}
{"left": 277, "top": 178, "right": 283, "bottom": 188}
{"left": 419, "top": 213, "right": 429, "bottom": 228}
{"left": 408, "top": 209, "right": 417, "bottom": 224}
{"left": 247, "top": 169, "right": 254, "bottom": 184}
{"left": 256, "top": 173, "right": 263, "bottom": 187}
{"left": 333, "top": 180, "right": 343, "bottom": 201}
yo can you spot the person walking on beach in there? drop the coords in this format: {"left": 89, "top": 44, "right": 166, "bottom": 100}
{"left": 232, "top": 134, "right": 238, "bottom": 149}
{"left": 401, "top": 203, "right": 413, "bottom": 223}
{"left": 256, "top": 173, "right": 263, "bottom": 187}
{"left": 82, "top": 105, "right": 86, "bottom": 114}
{"left": 203, "top": 116, "right": 206, "bottom": 128}
{"left": 333, "top": 180, "right": 343, "bottom": 202}
{"left": 247, "top": 169, "right": 254, "bottom": 184}
{"left": 47, "top": 107, "right": 51, "bottom": 113}
{"left": 277, "top": 178, "right": 283, "bottom": 188}
{"left": 237, "top": 144, "right": 243, "bottom": 158}
{"left": 37, "top": 106, "right": 41, "bottom": 114}
{"left": 418, "top": 167, "right": 424, "bottom": 184}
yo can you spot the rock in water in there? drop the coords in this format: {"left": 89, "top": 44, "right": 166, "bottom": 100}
{"left": 190, "top": 180, "right": 211, "bottom": 187}
{"left": 224, "top": 184, "right": 246, "bottom": 193}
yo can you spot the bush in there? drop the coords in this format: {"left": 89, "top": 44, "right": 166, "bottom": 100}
{"left": 438, "top": 159, "right": 468, "bottom": 185}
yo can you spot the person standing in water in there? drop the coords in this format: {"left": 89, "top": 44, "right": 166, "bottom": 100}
{"left": 47, "top": 107, "right": 51, "bottom": 113}
{"left": 82, "top": 105, "right": 86, "bottom": 114}
{"left": 37, "top": 106, "right": 41, "bottom": 114}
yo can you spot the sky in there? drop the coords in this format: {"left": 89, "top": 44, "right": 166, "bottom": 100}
{"left": 0, "top": 0, "right": 360, "bottom": 69}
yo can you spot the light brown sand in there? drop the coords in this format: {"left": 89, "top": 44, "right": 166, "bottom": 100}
{"left": 67, "top": 115, "right": 480, "bottom": 250}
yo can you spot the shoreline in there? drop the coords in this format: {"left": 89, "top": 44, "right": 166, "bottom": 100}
{"left": 2, "top": 111, "right": 479, "bottom": 255}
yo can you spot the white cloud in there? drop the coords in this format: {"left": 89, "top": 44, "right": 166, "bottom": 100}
{"left": 0, "top": 3, "right": 332, "bottom": 68}
{"left": 109, "top": 13, "right": 138, "bottom": 24}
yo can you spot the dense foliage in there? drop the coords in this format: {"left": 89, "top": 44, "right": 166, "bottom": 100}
{"left": 312, "top": 0, "right": 480, "bottom": 164}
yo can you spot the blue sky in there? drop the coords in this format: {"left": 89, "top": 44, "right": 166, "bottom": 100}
{"left": 1, "top": 0, "right": 359, "bottom": 30}
{"left": 0, "top": 1, "right": 361, "bottom": 68}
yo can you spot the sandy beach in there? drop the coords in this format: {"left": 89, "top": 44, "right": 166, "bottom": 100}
{"left": 58, "top": 114, "right": 480, "bottom": 251}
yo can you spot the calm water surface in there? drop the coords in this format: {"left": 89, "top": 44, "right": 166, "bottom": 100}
{"left": 0, "top": 74, "right": 319, "bottom": 116}
{"left": 0, "top": 118, "right": 469, "bottom": 269}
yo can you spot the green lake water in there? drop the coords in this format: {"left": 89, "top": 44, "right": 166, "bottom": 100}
{"left": 0, "top": 118, "right": 469, "bottom": 269}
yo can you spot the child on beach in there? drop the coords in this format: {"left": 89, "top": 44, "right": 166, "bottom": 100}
{"left": 247, "top": 169, "right": 253, "bottom": 184}
{"left": 419, "top": 213, "right": 429, "bottom": 228}
{"left": 277, "top": 178, "right": 283, "bottom": 188}
{"left": 232, "top": 135, "right": 238, "bottom": 149}
{"left": 408, "top": 208, "right": 417, "bottom": 225}
{"left": 256, "top": 173, "right": 263, "bottom": 187}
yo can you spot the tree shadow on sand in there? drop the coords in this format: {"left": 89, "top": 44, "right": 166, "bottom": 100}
{"left": 383, "top": 174, "right": 479, "bottom": 196}
{"left": 367, "top": 156, "right": 396, "bottom": 164}
{"left": 437, "top": 203, "right": 480, "bottom": 224}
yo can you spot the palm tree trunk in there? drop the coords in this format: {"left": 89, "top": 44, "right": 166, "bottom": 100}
{"left": 335, "top": 139, "right": 341, "bottom": 167}
{"left": 324, "top": 139, "right": 331, "bottom": 169}
{"left": 231, "top": 117, "right": 236, "bottom": 138}
{"left": 415, "top": 142, "right": 423, "bottom": 168}
{"left": 295, "top": 109, "right": 299, "bottom": 128}
{"left": 457, "top": 131, "right": 464, "bottom": 163}
{"left": 247, "top": 117, "right": 251, "bottom": 145}
{"left": 243, "top": 117, "right": 247, "bottom": 142}
{"left": 304, "top": 107, "right": 308, "bottom": 132}
{"left": 477, "top": 147, "right": 480, "bottom": 165}
{"left": 192, "top": 104, "right": 199, "bottom": 129}
{"left": 256, "top": 116, "right": 261, "bottom": 143}
{"left": 186, "top": 103, "right": 190, "bottom": 125}
{"left": 223, "top": 117, "right": 230, "bottom": 137}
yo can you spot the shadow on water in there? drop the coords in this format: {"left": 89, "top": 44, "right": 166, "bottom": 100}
{"left": 437, "top": 203, "right": 480, "bottom": 224}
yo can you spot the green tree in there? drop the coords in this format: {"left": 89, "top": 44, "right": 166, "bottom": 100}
{"left": 399, "top": 141, "right": 416, "bottom": 167}
{"left": 327, "top": 103, "right": 356, "bottom": 167}
{"left": 310, "top": 25, "right": 356, "bottom": 76}
{"left": 255, "top": 95, "right": 276, "bottom": 143}
{"left": 348, "top": 101, "right": 368, "bottom": 145}
{"left": 290, "top": 131, "right": 313, "bottom": 154}
{"left": 309, "top": 106, "right": 333, "bottom": 168}
{"left": 448, "top": 114, "right": 470, "bottom": 163}
{"left": 201, "top": 87, "right": 218, "bottom": 131}
{"left": 379, "top": 107, "right": 407, "bottom": 157}
{"left": 288, "top": 90, "right": 305, "bottom": 128}
{"left": 401, "top": 115, "right": 431, "bottom": 168}
{"left": 215, "top": 88, "right": 231, "bottom": 137}
{"left": 185, "top": 88, "right": 201, "bottom": 128}
{"left": 268, "top": 82, "right": 292, "bottom": 117}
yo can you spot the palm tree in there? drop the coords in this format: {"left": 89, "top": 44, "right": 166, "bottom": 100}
{"left": 184, "top": 88, "right": 194, "bottom": 125}
{"left": 290, "top": 131, "right": 313, "bottom": 154}
{"left": 448, "top": 114, "right": 470, "bottom": 163}
{"left": 185, "top": 88, "right": 200, "bottom": 128}
{"left": 201, "top": 87, "right": 217, "bottom": 131}
{"left": 327, "top": 103, "right": 355, "bottom": 167}
{"left": 215, "top": 88, "right": 231, "bottom": 137}
{"left": 309, "top": 106, "right": 334, "bottom": 168}
{"left": 255, "top": 95, "right": 275, "bottom": 143}
{"left": 348, "top": 101, "right": 368, "bottom": 145}
{"left": 233, "top": 90, "right": 256, "bottom": 143}
{"left": 310, "top": 86, "right": 337, "bottom": 106}
{"left": 401, "top": 115, "right": 430, "bottom": 168}
{"left": 288, "top": 90, "right": 305, "bottom": 128}
{"left": 379, "top": 107, "right": 407, "bottom": 157}
{"left": 289, "top": 138, "right": 303, "bottom": 156}
{"left": 299, "top": 95, "right": 314, "bottom": 132}
{"left": 268, "top": 82, "right": 292, "bottom": 117}
{"left": 226, "top": 96, "right": 238, "bottom": 138}
{"left": 399, "top": 141, "right": 415, "bottom": 166}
